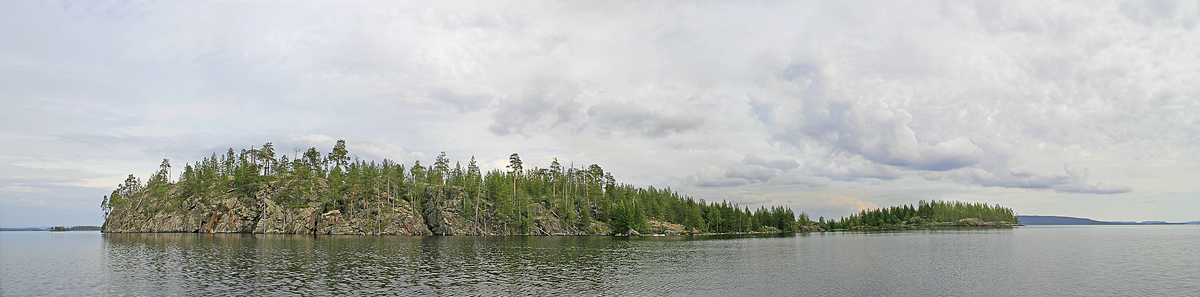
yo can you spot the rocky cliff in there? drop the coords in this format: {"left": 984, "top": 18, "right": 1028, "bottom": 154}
{"left": 102, "top": 179, "right": 609, "bottom": 236}
{"left": 417, "top": 185, "right": 610, "bottom": 236}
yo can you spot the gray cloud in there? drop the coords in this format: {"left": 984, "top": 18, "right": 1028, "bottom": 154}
{"left": 487, "top": 80, "right": 704, "bottom": 138}
{"left": 742, "top": 154, "right": 799, "bottom": 171}
{"left": 944, "top": 163, "right": 1134, "bottom": 195}
{"left": 687, "top": 154, "right": 802, "bottom": 187}
{"left": 724, "top": 166, "right": 776, "bottom": 184}
{"left": 687, "top": 165, "right": 748, "bottom": 188}
{"left": 584, "top": 100, "right": 703, "bottom": 137}
{"left": 804, "top": 157, "right": 905, "bottom": 182}
{"left": 1055, "top": 164, "right": 1134, "bottom": 194}
{"left": 488, "top": 79, "right": 581, "bottom": 136}
{"left": 429, "top": 86, "right": 494, "bottom": 113}
{"left": 489, "top": 94, "right": 557, "bottom": 136}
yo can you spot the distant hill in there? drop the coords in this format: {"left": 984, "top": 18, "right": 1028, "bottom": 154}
{"left": 1019, "top": 215, "right": 1200, "bottom": 225}
{"left": 0, "top": 227, "right": 49, "bottom": 231}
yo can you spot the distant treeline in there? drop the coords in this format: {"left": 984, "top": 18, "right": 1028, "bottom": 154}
{"left": 102, "top": 140, "right": 801, "bottom": 234}
{"left": 101, "top": 140, "right": 1021, "bottom": 234}
{"left": 818, "top": 200, "right": 1019, "bottom": 230}
{"left": 1018, "top": 216, "right": 1200, "bottom": 225}
{"left": 13, "top": 226, "right": 103, "bottom": 232}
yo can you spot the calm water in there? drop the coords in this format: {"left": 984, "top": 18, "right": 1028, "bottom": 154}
{"left": 2, "top": 226, "right": 1197, "bottom": 296}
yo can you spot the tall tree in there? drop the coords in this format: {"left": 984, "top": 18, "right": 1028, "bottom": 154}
{"left": 260, "top": 142, "right": 275, "bottom": 175}
{"left": 158, "top": 158, "right": 171, "bottom": 183}
{"left": 550, "top": 158, "right": 561, "bottom": 202}
{"left": 507, "top": 153, "right": 523, "bottom": 223}
{"left": 328, "top": 139, "right": 349, "bottom": 170}
{"left": 467, "top": 156, "right": 482, "bottom": 226}
{"left": 303, "top": 147, "right": 324, "bottom": 177}
{"left": 434, "top": 151, "right": 449, "bottom": 185}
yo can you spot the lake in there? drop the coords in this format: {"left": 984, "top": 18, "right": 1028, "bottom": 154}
{"left": 2, "top": 225, "right": 1197, "bottom": 296}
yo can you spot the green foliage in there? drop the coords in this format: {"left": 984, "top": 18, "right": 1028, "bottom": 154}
{"left": 104, "top": 140, "right": 811, "bottom": 235}
{"left": 820, "top": 200, "right": 1018, "bottom": 230}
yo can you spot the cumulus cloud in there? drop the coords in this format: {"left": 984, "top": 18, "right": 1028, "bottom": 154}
{"left": 732, "top": 1, "right": 1196, "bottom": 194}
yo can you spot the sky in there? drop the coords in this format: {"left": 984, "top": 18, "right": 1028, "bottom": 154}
{"left": 2, "top": 0, "right": 1197, "bottom": 227}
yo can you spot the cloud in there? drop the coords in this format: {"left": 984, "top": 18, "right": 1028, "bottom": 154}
{"left": 803, "top": 156, "right": 905, "bottom": 181}
{"left": 944, "top": 163, "right": 1133, "bottom": 194}
{"left": 814, "top": 194, "right": 880, "bottom": 213}
{"left": 585, "top": 100, "right": 704, "bottom": 137}
{"left": 786, "top": 89, "right": 990, "bottom": 172}
{"left": 1054, "top": 163, "right": 1134, "bottom": 194}
{"left": 724, "top": 166, "right": 776, "bottom": 184}
{"left": 742, "top": 154, "right": 799, "bottom": 171}
{"left": 428, "top": 84, "right": 494, "bottom": 113}
{"left": 687, "top": 165, "right": 748, "bottom": 188}
{"left": 2, "top": 0, "right": 1197, "bottom": 226}
{"left": 735, "top": 1, "right": 1190, "bottom": 193}
{"left": 488, "top": 79, "right": 579, "bottom": 136}
{"left": 487, "top": 80, "right": 704, "bottom": 138}
{"left": 686, "top": 154, "right": 802, "bottom": 187}
{"left": 489, "top": 94, "right": 558, "bottom": 135}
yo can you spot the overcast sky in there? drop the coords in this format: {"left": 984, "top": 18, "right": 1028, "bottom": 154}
{"left": 2, "top": 0, "right": 1197, "bottom": 227}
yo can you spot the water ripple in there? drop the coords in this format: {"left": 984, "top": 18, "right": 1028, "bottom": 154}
{"left": 3, "top": 227, "right": 1199, "bottom": 296}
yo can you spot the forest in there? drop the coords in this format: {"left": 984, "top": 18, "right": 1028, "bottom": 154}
{"left": 101, "top": 140, "right": 1018, "bottom": 235}
{"left": 818, "top": 200, "right": 1020, "bottom": 230}
{"left": 102, "top": 140, "right": 800, "bottom": 234}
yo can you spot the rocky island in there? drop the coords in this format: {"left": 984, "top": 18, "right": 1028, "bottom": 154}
{"left": 102, "top": 140, "right": 803, "bottom": 236}
{"left": 101, "top": 140, "right": 1019, "bottom": 236}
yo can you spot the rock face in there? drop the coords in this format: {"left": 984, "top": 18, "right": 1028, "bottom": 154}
{"left": 418, "top": 186, "right": 598, "bottom": 236}
{"left": 102, "top": 180, "right": 602, "bottom": 236}
{"left": 102, "top": 180, "right": 433, "bottom": 236}
{"left": 648, "top": 220, "right": 688, "bottom": 235}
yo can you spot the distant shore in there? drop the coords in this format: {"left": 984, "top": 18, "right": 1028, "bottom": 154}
{"left": 1, "top": 226, "right": 102, "bottom": 232}
{"left": 1018, "top": 215, "right": 1200, "bottom": 225}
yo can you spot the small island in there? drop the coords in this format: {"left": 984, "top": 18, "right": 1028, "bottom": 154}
{"left": 101, "top": 140, "right": 1019, "bottom": 236}
{"left": 816, "top": 200, "right": 1020, "bottom": 231}
{"left": 47, "top": 226, "right": 101, "bottom": 232}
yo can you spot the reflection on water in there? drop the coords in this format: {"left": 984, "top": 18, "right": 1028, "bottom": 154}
{"left": 99, "top": 233, "right": 796, "bottom": 296}
{"left": 3, "top": 226, "right": 1198, "bottom": 296}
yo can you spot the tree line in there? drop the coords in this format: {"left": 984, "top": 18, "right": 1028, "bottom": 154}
{"left": 101, "top": 140, "right": 1018, "bottom": 234}
{"left": 816, "top": 200, "right": 1019, "bottom": 230}
{"left": 102, "top": 140, "right": 802, "bottom": 234}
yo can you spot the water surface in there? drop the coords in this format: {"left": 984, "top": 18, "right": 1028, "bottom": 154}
{"left": 2, "top": 226, "right": 1197, "bottom": 296}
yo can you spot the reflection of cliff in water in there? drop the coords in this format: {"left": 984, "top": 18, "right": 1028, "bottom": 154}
{"left": 102, "top": 183, "right": 607, "bottom": 236}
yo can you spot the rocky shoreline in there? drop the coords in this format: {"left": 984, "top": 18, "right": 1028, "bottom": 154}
{"left": 825, "top": 218, "right": 1022, "bottom": 231}
{"left": 102, "top": 181, "right": 621, "bottom": 236}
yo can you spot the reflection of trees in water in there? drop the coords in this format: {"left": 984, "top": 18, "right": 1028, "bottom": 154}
{"left": 103, "top": 234, "right": 703, "bottom": 295}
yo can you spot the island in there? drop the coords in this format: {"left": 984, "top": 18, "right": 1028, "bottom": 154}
{"left": 818, "top": 200, "right": 1019, "bottom": 231}
{"left": 0, "top": 226, "right": 103, "bottom": 232}
{"left": 1017, "top": 215, "right": 1200, "bottom": 225}
{"left": 101, "top": 140, "right": 1019, "bottom": 236}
